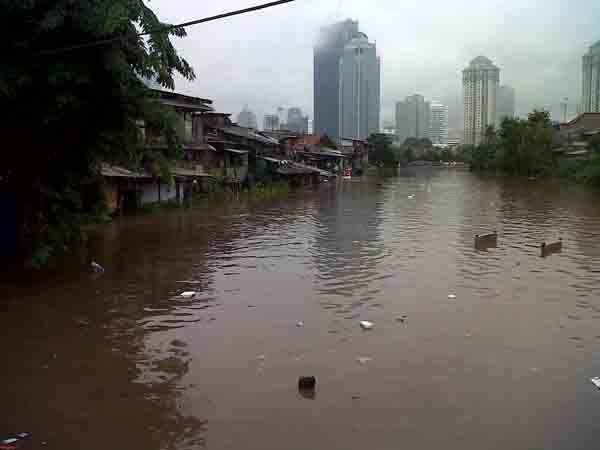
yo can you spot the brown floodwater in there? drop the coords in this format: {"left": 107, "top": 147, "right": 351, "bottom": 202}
{"left": 3, "top": 169, "right": 600, "bottom": 450}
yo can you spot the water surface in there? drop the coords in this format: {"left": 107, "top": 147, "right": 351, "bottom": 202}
{"left": 3, "top": 170, "right": 600, "bottom": 450}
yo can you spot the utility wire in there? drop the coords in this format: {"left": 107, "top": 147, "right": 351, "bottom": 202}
{"left": 38, "top": 0, "right": 296, "bottom": 56}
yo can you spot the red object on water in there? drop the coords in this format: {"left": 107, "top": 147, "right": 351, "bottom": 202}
{"left": 344, "top": 167, "right": 352, "bottom": 178}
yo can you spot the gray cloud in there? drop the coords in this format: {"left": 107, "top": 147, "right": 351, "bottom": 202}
{"left": 152, "top": 0, "right": 600, "bottom": 128}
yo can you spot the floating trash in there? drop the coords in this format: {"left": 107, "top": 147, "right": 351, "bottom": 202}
{"left": 296, "top": 321, "right": 304, "bottom": 327}
{"left": 179, "top": 291, "right": 196, "bottom": 298}
{"left": 1, "top": 433, "right": 30, "bottom": 446}
{"left": 408, "top": 194, "right": 415, "bottom": 199}
{"left": 356, "top": 356, "right": 373, "bottom": 365}
{"left": 448, "top": 294, "right": 457, "bottom": 300}
{"left": 590, "top": 377, "right": 600, "bottom": 389}
{"left": 298, "top": 376, "right": 316, "bottom": 390}
{"left": 359, "top": 320, "right": 374, "bottom": 330}
{"left": 91, "top": 261, "right": 105, "bottom": 273}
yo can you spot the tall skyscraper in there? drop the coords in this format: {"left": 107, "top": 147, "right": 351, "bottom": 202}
{"left": 497, "top": 85, "right": 515, "bottom": 125}
{"left": 263, "top": 114, "right": 279, "bottom": 131}
{"left": 429, "top": 101, "right": 449, "bottom": 145}
{"left": 314, "top": 19, "right": 359, "bottom": 140}
{"left": 237, "top": 106, "right": 257, "bottom": 129}
{"left": 463, "top": 56, "right": 500, "bottom": 146}
{"left": 286, "top": 107, "right": 309, "bottom": 134}
{"left": 582, "top": 40, "right": 600, "bottom": 113}
{"left": 339, "top": 33, "right": 381, "bottom": 140}
{"left": 395, "top": 94, "right": 430, "bottom": 144}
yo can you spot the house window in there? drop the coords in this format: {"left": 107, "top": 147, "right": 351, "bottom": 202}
{"left": 184, "top": 114, "right": 193, "bottom": 142}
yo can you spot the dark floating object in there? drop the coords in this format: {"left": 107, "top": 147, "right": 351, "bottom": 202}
{"left": 298, "top": 376, "right": 316, "bottom": 391}
{"left": 540, "top": 238, "right": 562, "bottom": 257}
{"left": 474, "top": 231, "right": 497, "bottom": 250}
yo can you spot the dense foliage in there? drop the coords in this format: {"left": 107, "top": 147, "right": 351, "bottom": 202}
{"left": 367, "top": 133, "right": 397, "bottom": 167}
{"left": 0, "top": 0, "right": 194, "bottom": 266}
{"left": 460, "top": 110, "right": 554, "bottom": 175}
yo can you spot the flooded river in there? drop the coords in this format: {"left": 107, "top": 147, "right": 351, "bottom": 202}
{"left": 3, "top": 169, "right": 600, "bottom": 450}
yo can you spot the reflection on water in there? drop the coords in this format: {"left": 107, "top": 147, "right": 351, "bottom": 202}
{"left": 3, "top": 170, "right": 600, "bottom": 450}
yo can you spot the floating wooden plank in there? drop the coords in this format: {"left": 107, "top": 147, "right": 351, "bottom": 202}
{"left": 475, "top": 231, "right": 498, "bottom": 250}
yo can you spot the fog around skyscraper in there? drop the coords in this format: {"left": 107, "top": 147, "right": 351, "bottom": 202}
{"left": 497, "top": 85, "right": 516, "bottom": 124}
{"left": 150, "top": 0, "right": 600, "bottom": 126}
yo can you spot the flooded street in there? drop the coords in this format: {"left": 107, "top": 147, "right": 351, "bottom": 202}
{"left": 3, "top": 169, "right": 600, "bottom": 450}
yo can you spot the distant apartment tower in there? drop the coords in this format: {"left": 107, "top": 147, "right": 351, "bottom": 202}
{"left": 314, "top": 19, "right": 359, "bottom": 141}
{"left": 339, "top": 33, "right": 381, "bottom": 140}
{"left": 429, "top": 101, "right": 449, "bottom": 145}
{"left": 395, "top": 95, "right": 430, "bottom": 144}
{"left": 286, "top": 107, "right": 309, "bottom": 133}
{"left": 463, "top": 56, "right": 500, "bottom": 145}
{"left": 237, "top": 106, "right": 258, "bottom": 129}
{"left": 447, "top": 128, "right": 463, "bottom": 146}
{"left": 582, "top": 40, "right": 600, "bottom": 112}
{"left": 497, "top": 85, "right": 515, "bottom": 124}
{"left": 263, "top": 114, "right": 279, "bottom": 131}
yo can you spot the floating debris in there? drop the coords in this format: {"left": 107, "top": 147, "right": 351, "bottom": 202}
{"left": 540, "top": 238, "right": 562, "bottom": 257}
{"left": 91, "top": 261, "right": 105, "bottom": 273}
{"left": 359, "top": 320, "right": 374, "bottom": 330}
{"left": 298, "top": 376, "right": 316, "bottom": 391}
{"left": 179, "top": 291, "right": 196, "bottom": 298}
{"left": 408, "top": 194, "right": 415, "bottom": 199}
{"left": 448, "top": 294, "right": 457, "bottom": 300}
{"left": 296, "top": 321, "right": 304, "bottom": 327}
{"left": 170, "top": 339, "right": 187, "bottom": 348}
{"left": 356, "top": 356, "right": 373, "bottom": 365}
{"left": 590, "top": 377, "right": 600, "bottom": 389}
{"left": 1, "top": 433, "right": 30, "bottom": 447}
{"left": 474, "top": 231, "right": 498, "bottom": 250}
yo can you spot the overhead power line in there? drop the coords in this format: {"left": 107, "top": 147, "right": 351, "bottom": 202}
{"left": 39, "top": 0, "right": 296, "bottom": 56}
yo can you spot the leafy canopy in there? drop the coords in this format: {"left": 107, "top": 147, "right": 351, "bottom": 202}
{"left": 1, "top": 0, "right": 195, "bottom": 266}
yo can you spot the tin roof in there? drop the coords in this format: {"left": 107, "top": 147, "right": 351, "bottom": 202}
{"left": 100, "top": 163, "right": 152, "bottom": 179}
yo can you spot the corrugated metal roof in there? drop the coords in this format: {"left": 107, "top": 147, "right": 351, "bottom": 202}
{"left": 224, "top": 148, "right": 249, "bottom": 154}
{"left": 219, "top": 126, "right": 278, "bottom": 145}
{"left": 172, "top": 167, "right": 214, "bottom": 178}
{"left": 258, "top": 156, "right": 285, "bottom": 164}
{"left": 290, "top": 162, "right": 336, "bottom": 177}
{"left": 100, "top": 164, "right": 152, "bottom": 179}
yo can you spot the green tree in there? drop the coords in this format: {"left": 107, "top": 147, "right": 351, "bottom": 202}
{"left": 368, "top": 133, "right": 397, "bottom": 168}
{"left": 1, "top": 0, "right": 194, "bottom": 266}
{"left": 495, "top": 110, "right": 552, "bottom": 175}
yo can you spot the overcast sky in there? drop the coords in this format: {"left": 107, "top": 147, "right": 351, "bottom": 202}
{"left": 151, "top": 0, "right": 600, "bottom": 128}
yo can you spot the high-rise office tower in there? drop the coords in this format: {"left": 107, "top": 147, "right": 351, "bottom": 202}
{"left": 395, "top": 94, "right": 431, "bottom": 144}
{"left": 263, "top": 114, "right": 279, "bottom": 131}
{"left": 497, "top": 85, "right": 515, "bottom": 124}
{"left": 582, "top": 40, "right": 600, "bottom": 113}
{"left": 314, "top": 19, "right": 359, "bottom": 140}
{"left": 237, "top": 106, "right": 258, "bottom": 129}
{"left": 338, "top": 33, "right": 381, "bottom": 140}
{"left": 286, "top": 107, "right": 309, "bottom": 134}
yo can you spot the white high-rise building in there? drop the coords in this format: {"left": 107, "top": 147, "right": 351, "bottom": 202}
{"left": 463, "top": 56, "right": 500, "bottom": 146}
{"left": 582, "top": 40, "right": 600, "bottom": 113}
{"left": 338, "top": 33, "right": 381, "bottom": 140}
{"left": 429, "top": 101, "right": 449, "bottom": 145}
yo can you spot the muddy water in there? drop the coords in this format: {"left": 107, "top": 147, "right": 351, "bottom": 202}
{"left": 3, "top": 170, "right": 600, "bottom": 450}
